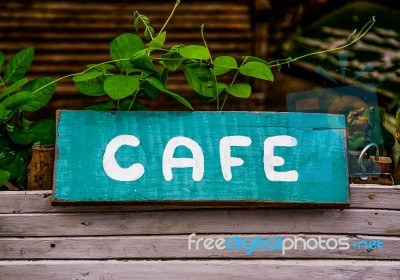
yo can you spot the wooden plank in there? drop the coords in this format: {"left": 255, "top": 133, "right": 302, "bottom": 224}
{"left": 0, "top": 185, "right": 399, "bottom": 214}
{"left": 1, "top": 260, "right": 400, "bottom": 280}
{"left": 1, "top": 2, "right": 249, "bottom": 13}
{"left": 1, "top": 209, "right": 399, "bottom": 237}
{"left": 0, "top": 234, "right": 397, "bottom": 260}
{"left": 5, "top": 32, "right": 249, "bottom": 41}
{"left": 53, "top": 111, "right": 349, "bottom": 206}
{"left": 349, "top": 185, "right": 400, "bottom": 209}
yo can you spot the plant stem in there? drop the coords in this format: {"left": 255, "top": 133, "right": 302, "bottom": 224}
{"left": 128, "top": 88, "right": 140, "bottom": 111}
{"left": 268, "top": 16, "right": 376, "bottom": 69}
{"left": 220, "top": 57, "right": 248, "bottom": 111}
{"left": 220, "top": 92, "right": 229, "bottom": 111}
{"left": 31, "top": 58, "right": 132, "bottom": 94}
{"left": 158, "top": 0, "right": 181, "bottom": 36}
{"left": 0, "top": 77, "right": 6, "bottom": 92}
{"left": 200, "top": 24, "right": 219, "bottom": 110}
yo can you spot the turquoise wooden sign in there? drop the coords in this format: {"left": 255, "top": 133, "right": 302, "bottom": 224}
{"left": 53, "top": 111, "right": 349, "bottom": 207}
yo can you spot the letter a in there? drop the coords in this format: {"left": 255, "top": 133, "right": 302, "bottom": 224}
{"left": 163, "top": 136, "right": 204, "bottom": 181}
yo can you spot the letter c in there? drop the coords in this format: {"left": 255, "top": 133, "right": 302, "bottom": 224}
{"left": 102, "top": 135, "right": 144, "bottom": 181}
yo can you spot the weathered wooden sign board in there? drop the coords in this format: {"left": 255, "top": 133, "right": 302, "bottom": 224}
{"left": 53, "top": 111, "right": 349, "bottom": 207}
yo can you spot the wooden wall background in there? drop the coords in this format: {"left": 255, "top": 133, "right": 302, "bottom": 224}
{"left": 1, "top": 0, "right": 398, "bottom": 115}
{"left": 1, "top": 185, "right": 400, "bottom": 279}
{"left": 0, "top": 0, "right": 272, "bottom": 116}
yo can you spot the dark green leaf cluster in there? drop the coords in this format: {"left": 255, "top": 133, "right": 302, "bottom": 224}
{"left": 72, "top": 6, "right": 274, "bottom": 112}
{"left": 0, "top": 48, "right": 56, "bottom": 189}
{"left": 72, "top": 31, "right": 193, "bottom": 111}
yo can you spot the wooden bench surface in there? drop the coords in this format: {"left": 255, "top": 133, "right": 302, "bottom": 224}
{"left": 1, "top": 184, "right": 400, "bottom": 279}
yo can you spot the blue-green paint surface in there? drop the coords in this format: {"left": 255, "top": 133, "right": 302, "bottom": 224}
{"left": 54, "top": 111, "right": 349, "bottom": 204}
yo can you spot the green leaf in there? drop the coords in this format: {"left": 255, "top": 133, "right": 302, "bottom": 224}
{"left": 213, "top": 56, "right": 238, "bottom": 75}
{"left": 8, "top": 119, "right": 55, "bottom": 145}
{"left": 0, "top": 103, "right": 6, "bottom": 120}
{"left": 148, "top": 31, "right": 166, "bottom": 49}
{"left": 179, "top": 45, "right": 210, "bottom": 60}
{"left": 110, "top": 33, "right": 145, "bottom": 73}
{"left": 182, "top": 63, "right": 216, "bottom": 97}
{"left": 242, "top": 56, "right": 270, "bottom": 65}
{"left": 20, "top": 77, "right": 56, "bottom": 112}
{"left": 239, "top": 61, "right": 274, "bottom": 81}
{"left": 144, "top": 76, "right": 170, "bottom": 93}
{"left": 7, "top": 149, "right": 30, "bottom": 184}
{"left": 72, "top": 71, "right": 103, "bottom": 82}
{"left": 0, "top": 52, "right": 5, "bottom": 76}
{"left": 75, "top": 74, "right": 106, "bottom": 97}
{"left": 0, "top": 138, "right": 16, "bottom": 168}
{"left": 145, "top": 76, "right": 194, "bottom": 110}
{"left": 133, "top": 11, "right": 155, "bottom": 41}
{"left": 160, "top": 51, "right": 184, "bottom": 70}
{"left": 73, "top": 71, "right": 106, "bottom": 97}
{"left": 20, "top": 117, "right": 33, "bottom": 130}
{"left": 0, "top": 169, "right": 10, "bottom": 186}
{"left": 0, "top": 137, "right": 29, "bottom": 186}
{"left": 142, "top": 69, "right": 168, "bottom": 99}
{"left": 165, "top": 91, "right": 194, "bottom": 111}
{"left": 227, "top": 83, "right": 252, "bottom": 98}
{"left": 0, "top": 78, "right": 29, "bottom": 100}
{"left": 217, "top": 82, "right": 228, "bottom": 94}
{"left": 29, "top": 119, "right": 56, "bottom": 145}
{"left": 104, "top": 75, "right": 139, "bottom": 100}
{"left": 129, "top": 49, "right": 158, "bottom": 73}
{"left": 3, "top": 47, "right": 34, "bottom": 84}
{"left": 2, "top": 91, "right": 36, "bottom": 110}
{"left": 85, "top": 101, "right": 116, "bottom": 111}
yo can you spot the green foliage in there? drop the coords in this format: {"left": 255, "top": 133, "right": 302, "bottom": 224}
{"left": 67, "top": 0, "right": 282, "bottom": 111}
{"left": 3, "top": 47, "right": 34, "bottom": 84}
{"left": 0, "top": 47, "right": 56, "bottom": 189}
{"left": 133, "top": 11, "right": 155, "bottom": 41}
{"left": 65, "top": 0, "right": 374, "bottom": 112}
{"left": 110, "top": 33, "right": 145, "bottom": 73}
{"left": 104, "top": 75, "right": 140, "bottom": 100}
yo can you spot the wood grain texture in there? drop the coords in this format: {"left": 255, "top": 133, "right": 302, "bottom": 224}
{"left": 1, "top": 185, "right": 398, "bottom": 214}
{"left": 1, "top": 209, "right": 399, "bottom": 237}
{"left": 1, "top": 260, "right": 400, "bottom": 280}
{"left": 1, "top": 186, "right": 399, "bottom": 278}
{"left": 0, "top": 235, "right": 398, "bottom": 260}
{"left": 54, "top": 111, "right": 349, "bottom": 205}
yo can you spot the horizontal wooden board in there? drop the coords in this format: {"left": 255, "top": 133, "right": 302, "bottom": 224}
{"left": 1, "top": 209, "right": 399, "bottom": 237}
{"left": 53, "top": 111, "right": 349, "bottom": 206}
{"left": 1, "top": 260, "right": 400, "bottom": 280}
{"left": 1, "top": 185, "right": 398, "bottom": 214}
{"left": 0, "top": 234, "right": 397, "bottom": 260}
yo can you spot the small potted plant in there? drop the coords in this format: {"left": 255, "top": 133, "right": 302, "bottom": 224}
{"left": 0, "top": 47, "right": 56, "bottom": 190}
